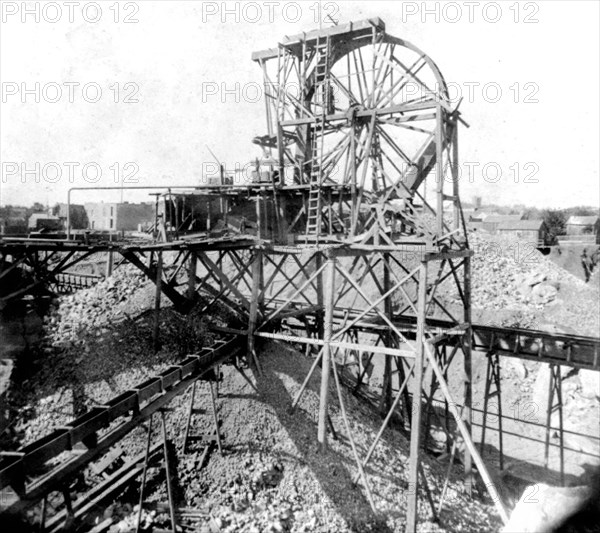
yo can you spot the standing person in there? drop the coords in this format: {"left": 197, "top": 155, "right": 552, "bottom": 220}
{"left": 581, "top": 249, "right": 592, "bottom": 282}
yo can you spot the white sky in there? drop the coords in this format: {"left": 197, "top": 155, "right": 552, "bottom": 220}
{"left": 0, "top": 0, "right": 599, "bottom": 208}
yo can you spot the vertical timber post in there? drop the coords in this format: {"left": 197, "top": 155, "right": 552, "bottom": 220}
{"left": 106, "top": 251, "right": 114, "bottom": 277}
{"left": 278, "top": 194, "right": 289, "bottom": 243}
{"left": 350, "top": 119, "right": 357, "bottom": 237}
{"left": 406, "top": 260, "right": 428, "bottom": 533}
{"left": 187, "top": 251, "right": 197, "bottom": 300}
{"left": 153, "top": 252, "right": 163, "bottom": 353}
{"left": 276, "top": 123, "right": 288, "bottom": 243}
{"left": 315, "top": 251, "right": 325, "bottom": 342}
{"left": 435, "top": 104, "right": 444, "bottom": 237}
{"left": 256, "top": 193, "right": 262, "bottom": 240}
{"left": 247, "top": 249, "right": 263, "bottom": 371}
{"left": 106, "top": 234, "right": 114, "bottom": 277}
{"left": 380, "top": 252, "right": 393, "bottom": 416}
{"left": 452, "top": 117, "right": 460, "bottom": 231}
{"left": 318, "top": 253, "right": 336, "bottom": 452}
{"left": 463, "top": 255, "right": 473, "bottom": 493}
{"left": 258, "top": 249, "right": 265, "bottom": 317}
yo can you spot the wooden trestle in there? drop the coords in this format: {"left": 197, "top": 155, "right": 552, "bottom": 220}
{"left": 2, "top": 17, "right": 599, "bottom": 533}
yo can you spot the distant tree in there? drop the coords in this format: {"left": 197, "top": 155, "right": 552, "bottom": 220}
{"left": 31, "top": 202, "right": 45, "bottom": 213}
{"left": 51, "top": 202, "right": 88, "bottom": 229}
{"left": 522, "top": 207, "right": 542, "bottom": 220}
{"left": 70, "top": 206, "right": 88, "bottom": 229}
{"left": 542, "top": 209, "right": 567, "bottom": 244}
{"left": 567, "top": 206, "right": 599, "bottom": 217}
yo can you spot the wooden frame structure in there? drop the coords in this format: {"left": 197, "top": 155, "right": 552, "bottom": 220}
{"left": 3, "top": 18, "right": 600, "bottom": 533}
{"left": 0, "top": 18, "right": 519, "bottom": 532}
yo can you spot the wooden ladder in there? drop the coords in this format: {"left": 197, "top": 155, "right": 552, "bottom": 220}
{"left": 306, "top": 35, "right": 331, "bottom": 240}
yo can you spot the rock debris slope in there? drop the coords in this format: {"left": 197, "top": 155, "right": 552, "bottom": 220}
{"left": 122, "top": 343, "right": 502, "bottom": 533}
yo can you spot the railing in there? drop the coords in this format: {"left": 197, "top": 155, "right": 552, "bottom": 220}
{"left": 557, "top": 234, "right": 598, "bottom": 244}
{"left": 54, "top": 272, "right": 104, "bottom": 293}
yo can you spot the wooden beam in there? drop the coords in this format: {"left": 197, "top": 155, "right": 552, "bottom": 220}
{"left": 318, "top": 257, "right": 336, "bottom": 451}
{"left": 153, "top": 252, "right": 163, "bottom": 352}
{"left": 247, "top": 251, "right": 263, "bottom": 372}
{"left": 196, "top": 252, "right": 252, "bottom": 311}
{"left": 405, "top": 261, "right": 428, "bottom": 533}
{"left": 120, "top": 250, "right": 190, "bottom": 311}
{"left": 462, "top": 255, "right": 473, "bottom": 491}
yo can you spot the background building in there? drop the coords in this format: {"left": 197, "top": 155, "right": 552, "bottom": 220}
{"left": 566, "top": 215, "right": 600, "bottom": 236}
{"left": 481, "top": 214, "right": 524, "bottom": 233}
{"left": 53, "top": 203, "right": 88, "bottom": 230}
{"left": 497, "top": 219, "right": 548, "bottom": 246}
{"left": 84, "top": 202, "right": 154, "bottom": 231}
{"left": 27, "top": 213, "right": 62, "bottom": 231}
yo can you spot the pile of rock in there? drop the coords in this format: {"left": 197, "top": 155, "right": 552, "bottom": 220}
{"left": 43, "top": 266, "right": 150, "bottom": 350}
{"left": 13, "top": 264, "right": 211, "bottom": 446}
{"left": 467, "top": 232, "right": 580, "bottom": 311}
{"left": 515, "top": 272, "right": 559, "bottom": 306}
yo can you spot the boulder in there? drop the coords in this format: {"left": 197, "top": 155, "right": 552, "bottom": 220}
{"left": 505, "top": 469, "right": 600, "bottom": 533}
{"left": 523, "top": 272, "right": 547, "bottom": 287}
{"left": 516, "top": 283, "right": 532, "bottom": 299}
{"left": 502, "top": 482, "right": 594, "bottom": 532}
{"left": 531, "top": 283, "right": 558, "bottom": 305}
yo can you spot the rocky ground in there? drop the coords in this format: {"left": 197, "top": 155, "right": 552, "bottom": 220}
{"left": 465, "top": 232, "right": 600, "bottom": 482}
{"left": 3, "top": 263, "right": 226, "bottom": 447}
{"left": 452, "top": 232, "right": 599, "bottom": 336}
{"left": 1, "top": 261, "right": 505, "bottom": 533}
{"left": 96, "top": 343, "right": 503, "bottom": 533}
{"left": 1, "top": 234, "right": 599, "bottom": 532}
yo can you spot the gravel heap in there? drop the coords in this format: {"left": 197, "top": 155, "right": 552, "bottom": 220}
{"left": 9, "top": 264, "right": 215, "bottom": 446}
{"left": 44, "top": 266, "right": 151, "bottom": 350}
{"left": 437, "top": 232, "right": 600, "bottom": 336}
{"left": 468, "top": 232, "right": 586, "bottom": 309}
{"left": 10, "top": 324, "right": 505, "bottom": 532}
{"left": 107, "top": 342, "right": 503, "bottom": 533}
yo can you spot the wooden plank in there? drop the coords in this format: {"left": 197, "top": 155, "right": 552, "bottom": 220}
{"left": 251, "top": 18, "right": 385, "bottom": 61}
{"left": 254, "top": 331, "right": 415, "bottom": 358}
